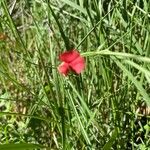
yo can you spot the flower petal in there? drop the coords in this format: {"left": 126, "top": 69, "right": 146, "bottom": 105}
{"left": 58, "top": 62, "right": 69, "bottom": 76}
{"left": 70, "top": 56, "right": 85, "bottom": 74}
{"left": 59, "top": 50, "right": 80, "bottom": 63}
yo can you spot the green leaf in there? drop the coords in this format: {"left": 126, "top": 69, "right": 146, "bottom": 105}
{"left": 102, "top": 128, "right": 118, "bottom": 150}
{"left": 59, "top": 0, "right": 87, "bottom": 14}
{"left": 0, "top": 143, "right": 46, "bottom": 150}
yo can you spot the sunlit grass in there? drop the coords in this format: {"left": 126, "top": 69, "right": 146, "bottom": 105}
{"left": 0, "top": 0, "right": 150, "bottom": 149}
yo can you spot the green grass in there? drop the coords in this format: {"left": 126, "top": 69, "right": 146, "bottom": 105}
{"left": 0, "top": 0, "right": 150, "bottom": 149}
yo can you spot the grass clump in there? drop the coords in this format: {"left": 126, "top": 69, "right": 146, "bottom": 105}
{"left": 0, "top": 0, "right": 150, "bottom": 149}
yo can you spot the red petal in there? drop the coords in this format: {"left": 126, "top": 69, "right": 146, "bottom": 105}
{"left": 70, "top": 56, "right": 85, "bottom": 74}
{"left": 59, "top": 50, "right": 80, "bottom": 63}
{"left": 58, "top": 62, "right": 69, "bottom": 76}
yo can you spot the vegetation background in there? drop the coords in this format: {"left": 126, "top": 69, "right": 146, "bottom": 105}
{"left": 0, "top": 0, "right": 150, "bottom": 149}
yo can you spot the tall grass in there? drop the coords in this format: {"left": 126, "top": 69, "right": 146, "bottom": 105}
{"left": 0, "top": 0, "right": 150, "bottom": 149}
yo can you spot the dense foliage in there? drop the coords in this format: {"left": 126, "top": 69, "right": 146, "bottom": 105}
{"left": 0, "top": 0, "right": 150, "bottom": 149}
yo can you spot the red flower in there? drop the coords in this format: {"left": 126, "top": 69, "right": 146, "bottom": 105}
{"left": 58, "top": 50, "right": 85, "bottom": 76}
